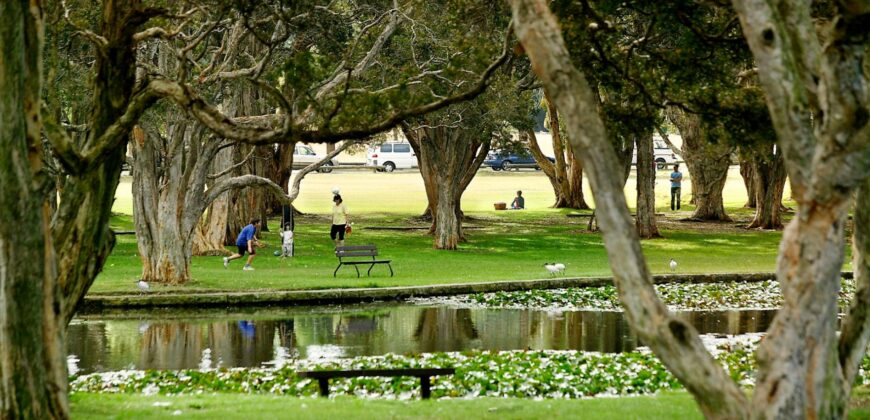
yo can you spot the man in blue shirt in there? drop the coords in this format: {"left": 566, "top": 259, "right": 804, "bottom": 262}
{"left": 223, "top": 219, "right": 261, "bottom": 271}
{"left": 670, "top": 164, "right": 683, "bottom": 211}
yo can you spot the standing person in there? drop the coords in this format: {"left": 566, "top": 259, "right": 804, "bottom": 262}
{"left": 279, "top": 224, "right": 294, "bottom": 259}
{"left": 223, "top": 219, "right": 261, "bottom": 271}
{"left": 330, "top": 194, "right": 349, "bottom": 248}
{"left": 670, "top": 164, "right": 683, "bottom": 211}
{"left": 510, "top": 190, "right": 525, "bottom": 209}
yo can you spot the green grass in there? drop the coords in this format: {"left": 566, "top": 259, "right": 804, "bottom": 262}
{"left": 92, "top": 167, "right": 844, "bottom": 294}
{"left": 70, "top": 392, "right": 704, "bottom": 419}
{"left": 94, "top": 209, "right": 796, "bottom": 293}
{"left": 65, "top": 390, "right": 870, "bottom": 419}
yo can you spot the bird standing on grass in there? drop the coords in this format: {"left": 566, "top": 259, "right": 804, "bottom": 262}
{"left": 136, "top": 280, "right": 150, "bottom": 293}
{"left": 544, "top": 263, "right": 566, "bottom": 277}
{"left": 669, "top": 258, "right": 678, "bottom": 272}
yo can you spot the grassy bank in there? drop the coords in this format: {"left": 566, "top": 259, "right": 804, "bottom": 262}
{"left": 67, "top": 390, "right": 870, "bottom": 419}
{"left": 92, "top": 210, "right": 797, "bottom": 293}
{"left": 90, "top": 167, "right": 829, "bottom": 294}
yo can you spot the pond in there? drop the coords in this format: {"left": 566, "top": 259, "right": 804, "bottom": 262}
{"left": 68, "top": 303, "right": 776, "bottom": 374}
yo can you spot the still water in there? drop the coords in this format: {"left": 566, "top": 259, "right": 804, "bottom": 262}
{"left": 68, "top": 304, "right": 775, "bottom": 374}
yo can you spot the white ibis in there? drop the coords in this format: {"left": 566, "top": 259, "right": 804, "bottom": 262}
{"left": 669, "top": 258, "right": 678, "bottom": 272}
{"left": 544, "top": 263, "right": 565, "bottom": 276}
{"left": 136, "top": 280, "right": 150, "bottom": 292}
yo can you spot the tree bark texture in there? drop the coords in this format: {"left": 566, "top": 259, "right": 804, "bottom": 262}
{"left": 510, "top": 2, "right": 750, "bottom": 417}
{"left": 739, "top": 155, "right": 757, "bottom": 208}
{"left": 746, "top": 145, "right": 787, "bottom": 229}
{"left": 667, "top": 108, "right": 732, "bottom": 221}
{"left": 833, "top": 179, "right": 870, "bottom": 417}
{"left": 635, "top": 133, "right": 661, "bottom": 238}
{"left": 404, "top": 124, "right": 488, "bottom": 250}
{"left": 0, "top": 2, "right": 69, "bottom": 418}
{"left": 731, "top": 0, "right": 870, "bottom": 417}
{"left": 526, "top": 100, "right": 589, "bottom": 209}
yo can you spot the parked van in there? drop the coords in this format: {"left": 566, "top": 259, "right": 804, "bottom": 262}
{"left": 632, "top": 138, "right": 679, "bottom": 169}
{"left": 366, "top": 142, "right": 418, "bottom": 172}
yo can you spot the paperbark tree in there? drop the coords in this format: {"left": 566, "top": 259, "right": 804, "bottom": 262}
{"left": 404, "top": 123, "right": 490, "bottom": 250}
{"left": 511, "top": 0, "right": 870, "bottom": 418}
{"left": 0, "top": 3, "right": 68, "bottom": 418}
{"left": 132, "top": 117, "right": 353, "bottom": 284}
{"left": 635, "top": 132, "right": 661, "bottom": 238}
{"left": 667, "top": 108, "right": 732, "bottom": 221}
{"left": 2, "top": 1, "right": 510, "bottom": 414}
{"left": 738, "top": 154, "right": 757, "bottom": 208}
{"left": 746, "top": 143, "right": 787, "bottom": 229}
{"left": 510, "top": 3, "right": 749, "bottom": 417}
{"left": 526, "top": 95, "right": 589, "bottom": 209}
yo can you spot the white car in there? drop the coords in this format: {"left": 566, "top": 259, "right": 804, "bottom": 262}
{"left": 632, "top": 139, "right": 679, "bottom": 169}
{"left": 293, "top": 144, "right": 337, "bottom": 173}
{"left": 366, "top": 142, "right": 418, "bottom": 172}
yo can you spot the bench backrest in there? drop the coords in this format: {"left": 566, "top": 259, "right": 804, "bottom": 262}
{"left": 336, "top": 245, "right": 378, "bottom": 258}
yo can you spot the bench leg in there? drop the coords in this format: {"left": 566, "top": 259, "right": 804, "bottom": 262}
{"left": 354, "top": 265, "right": 360, "bottom": 277}
{"left": 317, "top": 378, "right": 330, "bottom": 397}
{"left": 388, "top": 263, "right": 394, "bottom": 277}
{"left": 367, "top": 263, "right": 375, "bottom": 276}
{"left": 420, "top": 376, "right": 431, "bottom": 399}
{"left": 334, "top": 263, "right": 342, "bottom": 277}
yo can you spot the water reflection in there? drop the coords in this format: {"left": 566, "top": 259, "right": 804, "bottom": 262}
{"left": 68, "top": 305, "right": 776, "bottom": 373}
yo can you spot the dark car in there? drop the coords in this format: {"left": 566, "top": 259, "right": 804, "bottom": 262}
{"left": 484, "top": 149, "right": 555, "bottom": 171}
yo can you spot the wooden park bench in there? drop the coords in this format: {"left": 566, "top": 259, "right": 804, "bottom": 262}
{"left": 297, "top": 368, "right": 455, "bottom": 399}
{"left": 334, "top": 245, "right": 393, "bottom": 277}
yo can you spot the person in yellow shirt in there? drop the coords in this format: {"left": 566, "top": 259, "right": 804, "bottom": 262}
{"left": 330, "top": 194, "right": 349, "bottom": 248}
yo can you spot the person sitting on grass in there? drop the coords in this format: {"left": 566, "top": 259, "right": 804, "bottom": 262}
{"left": 511, "top": 190, "right": 525, "bottom": 209}
{"left": 223, "top": 218, "right": 261, "bottom": 271}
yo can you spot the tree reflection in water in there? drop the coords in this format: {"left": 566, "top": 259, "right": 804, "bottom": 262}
{"left": 67, "top": 306, "right": 776, "bottom": 373}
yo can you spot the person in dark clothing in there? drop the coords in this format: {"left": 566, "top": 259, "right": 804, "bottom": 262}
{"left": 511, "top": 190, "right": 525, "bottom": 209}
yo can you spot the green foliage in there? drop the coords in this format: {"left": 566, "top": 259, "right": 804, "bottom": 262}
{"left": 463, "top": 279, "right": 856, "bottom": 311}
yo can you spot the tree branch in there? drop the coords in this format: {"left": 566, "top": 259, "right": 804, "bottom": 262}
{"left": 288, "top": 140, "right": 359, "bottom": 201}
{"left": 655, "top": 124, "right": 683, "bottom": 157}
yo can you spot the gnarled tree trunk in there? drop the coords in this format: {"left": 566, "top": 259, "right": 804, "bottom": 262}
{"left": 526, "top": 97, "right": 589, "bottom": 209}
{"left": 511, "top": 2, "right": 751, "bottom": 417}
{"left": 667, "top": 108, "right": 732, "bottom": 221}
{"left": 739, "top": 154, "right": 756, "bottom": 208}
{"left": 0, "top": 2, "right": 68, "bottom": 418}
{"left": 405, "top": 124, "right": 488, "bottom": 250}
{"left": 635, "top": 133, "right": 661, "bottom": 238}
{"left": 746, "top": 145, "right": 786, "bottom": 229}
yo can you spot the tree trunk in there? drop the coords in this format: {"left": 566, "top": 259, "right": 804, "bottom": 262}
{"left": 526, "top": 110, "right": 589, "bottom": 208}
{"left": 192, "top": 142, "right": 233, "bottom": 255}
{"left": 54, "top": 0, "right": 146, "bottom": 324}
{"left": 667, "top": 108, "right": 732, "bottom": 221}
{"left": 635, "top": 133, "right": 661, "bottom": 238}
{"left": 405, "top": 124, "right": 487, "bottom": 250}
{"left": 739, "top": 155, "right": 756, "bottom": 208}
{"left": 131, "top": 123, "right": 195, "bottom": 284}
{"left": 833, "top": 179, "right": 870, "bottom": 418}
{"left": 510, "top": 2, "right": 751, "bottom": 417}
{"left": 0, "top": 2, "right": 69, "bottom": 418}
{"left": 746, "top": 146, "right": 786, "bottom": 229}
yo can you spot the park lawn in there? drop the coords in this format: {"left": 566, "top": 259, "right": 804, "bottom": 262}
{"left": 70, "top": 392, "right": 704, "bottom": 419}
{"left": 90, "top": 209, "right": 798, "bottom": 294}
{"left": 90, "top": 167, "right": 838, "bottom": 294}
{"left": 65, "top": 390, "right": 870, "bottom": 419}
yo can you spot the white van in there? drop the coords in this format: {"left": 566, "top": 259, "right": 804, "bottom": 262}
{"left": 632, "top": 138, "right": 679, "bottom": 169}
{"left": 366, "top": 142, "right": 418, "bottom": 172}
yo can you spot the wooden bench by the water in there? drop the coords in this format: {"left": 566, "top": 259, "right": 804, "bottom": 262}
{"left": 297, "top": 368, "right": 455, "bottom": 399}
{"left": 334, "top": 245, "right": 393, "bottom": 277}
